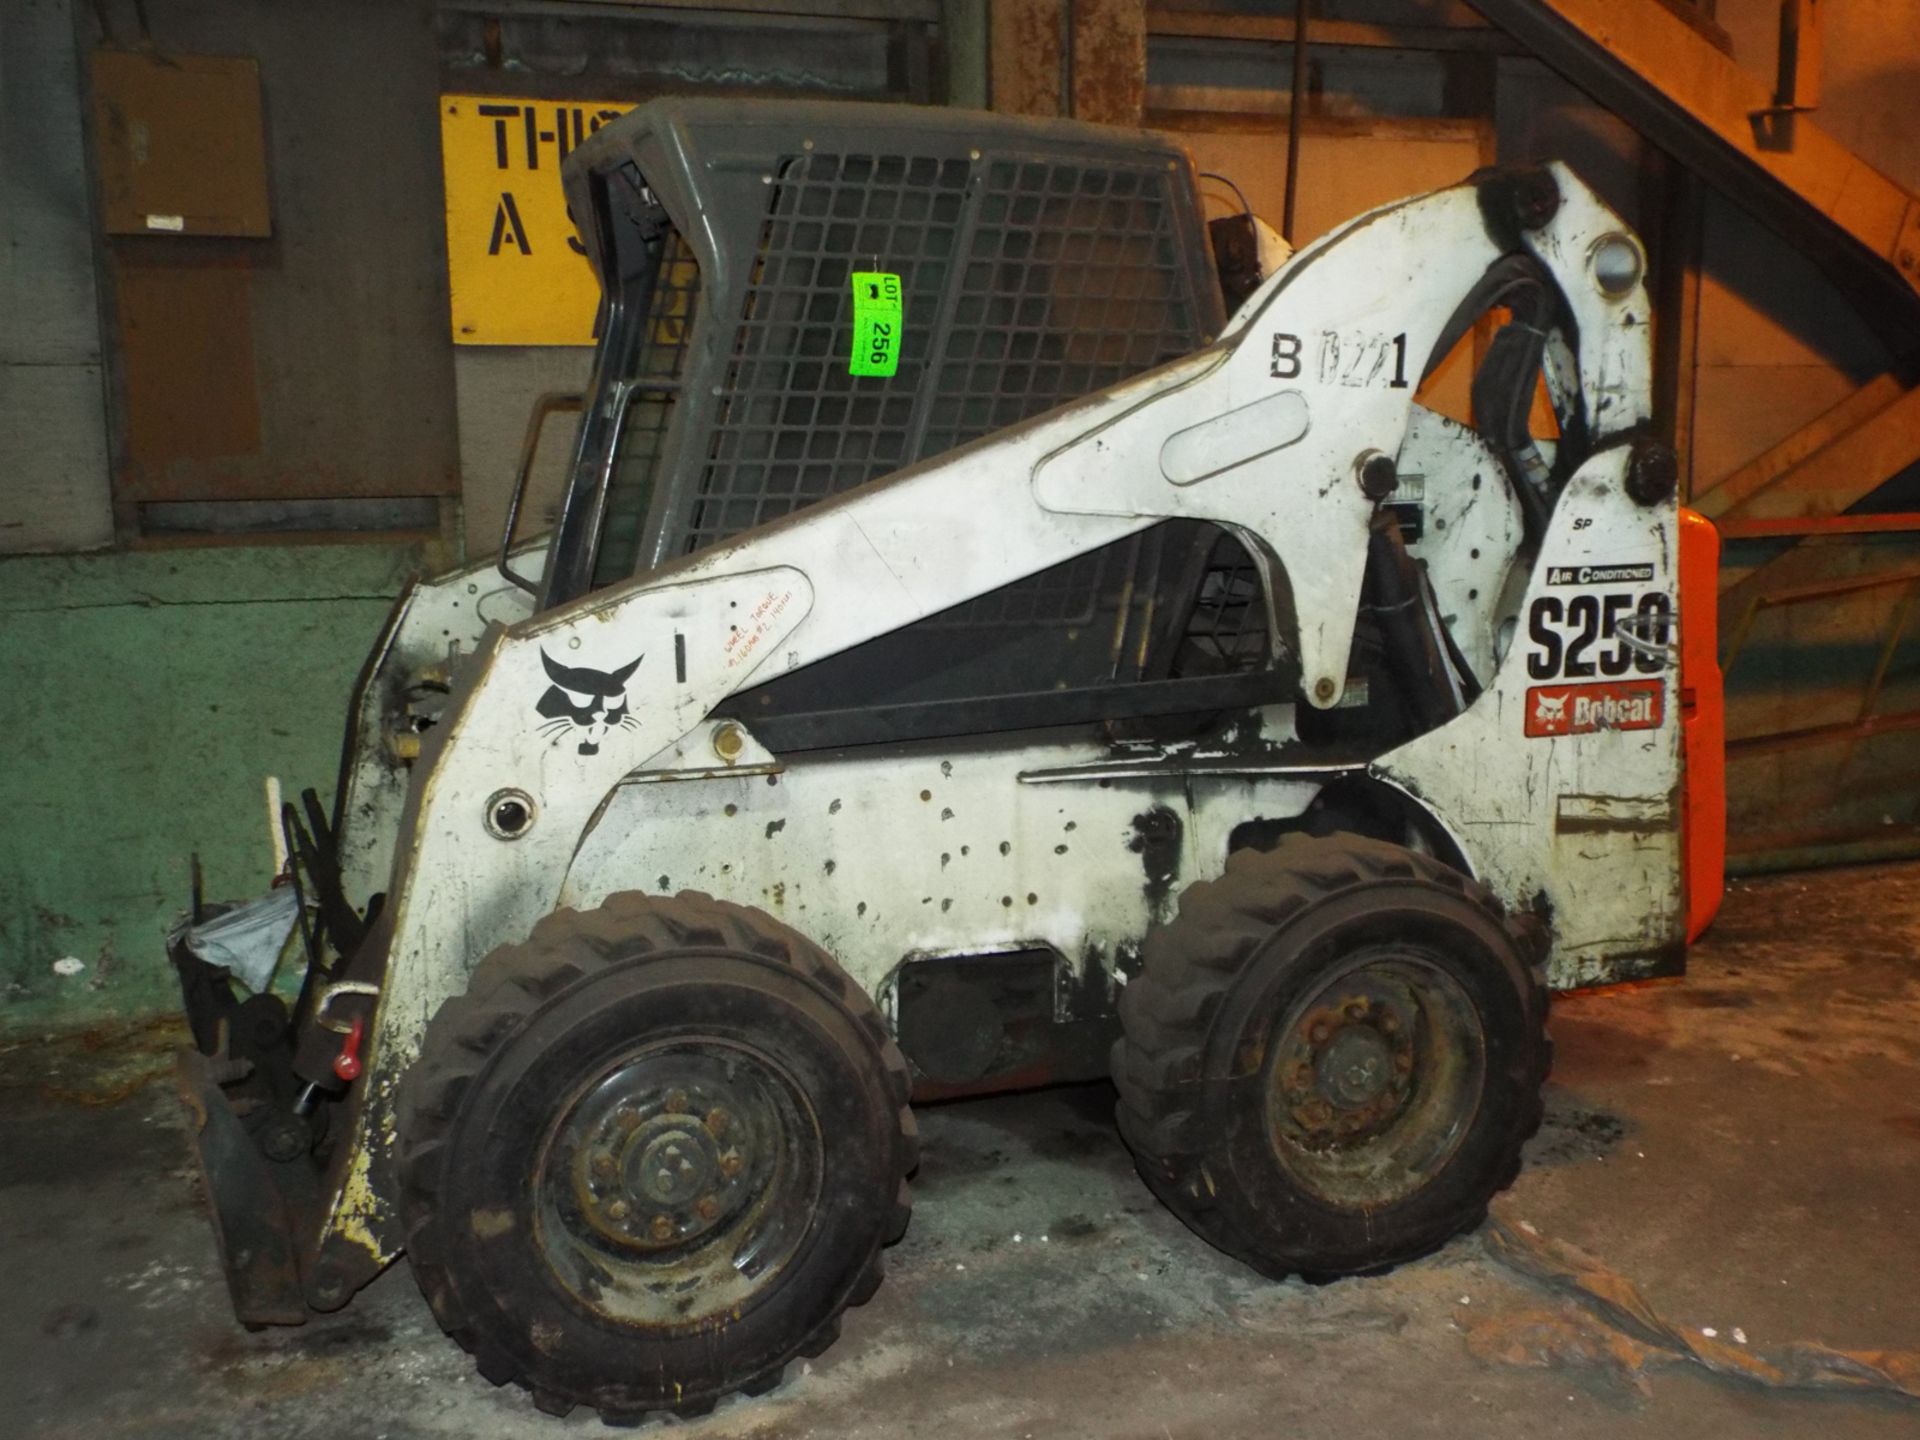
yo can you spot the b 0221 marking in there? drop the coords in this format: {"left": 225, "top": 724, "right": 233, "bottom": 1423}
{"left": 1525, "top": 680, "right": 1664, "bottom": 738}
{"left": 1272, "top": 330, "right": 1409, "bottom": 389}
{"left": 1526, "top": 590, "right": 1670, "bottom": 680}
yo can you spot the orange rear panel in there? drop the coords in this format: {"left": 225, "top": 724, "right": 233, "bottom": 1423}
{"left": 1679, "top": 508, "right": 1725, "bottom": 941}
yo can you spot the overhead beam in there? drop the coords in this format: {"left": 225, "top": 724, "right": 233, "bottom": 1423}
{"left": 1145, "top": 8, "right": 1520, "bottom": 55}
{"left": 1719, "top": 380, "right": 1920, "bottom": 523}
{"left": 1690, "top": 373, "right": 1906, "bottom": 519}
{"left": 1717, "top": 513, "right": 1920, "bottom": 539}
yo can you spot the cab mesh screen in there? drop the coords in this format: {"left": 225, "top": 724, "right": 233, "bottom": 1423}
{"left": 592, "top": 228, "right": 703, "bottom": 587}
{"left": 683, "top": 150, "right": 1205, "bottom": 625}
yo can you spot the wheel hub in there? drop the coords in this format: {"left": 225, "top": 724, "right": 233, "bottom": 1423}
{"left": 1317, "top": 1025, "right": 1394, "bottom": 1108}
{"left": 566, "top": 1069, "right": 769, "bottom": 1253}
{"left": 1276, "top": 991, "right": 1417, "bottom": 1146}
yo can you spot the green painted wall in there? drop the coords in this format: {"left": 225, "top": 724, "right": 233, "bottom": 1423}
{"left": 0, "top": 543, "right": 427, "bottom": 1030}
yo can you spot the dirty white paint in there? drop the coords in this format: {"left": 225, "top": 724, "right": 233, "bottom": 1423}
{"left": 1379, "top": 446, "right": 1683, "bottom": 981}
{"left": 333, "top": 546, "right": 542, "bottom": 909}
{"left": 563, "top": 730, "right": 1326, "bottom": 1002}
{"left": 312, "top": 165, "right": 1676, "bottom": 1267}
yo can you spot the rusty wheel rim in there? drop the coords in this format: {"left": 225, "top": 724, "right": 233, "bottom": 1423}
{"left": 533, "top": 1038, "right": 821, "bottom": 1328}
{"left": 1264, "top": 945, "right": 1486, "bottom": 1209}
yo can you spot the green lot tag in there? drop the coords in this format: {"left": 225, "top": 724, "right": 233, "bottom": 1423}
{"left": 850, "top": 271, "right": 903, "bottom": 378}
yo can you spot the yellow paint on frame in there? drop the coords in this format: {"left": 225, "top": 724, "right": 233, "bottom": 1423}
{"left": 440, "top": 95, "right": 634, "bottom": 346}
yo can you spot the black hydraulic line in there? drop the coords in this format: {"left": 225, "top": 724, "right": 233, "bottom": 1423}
{"left": 1364, "top": 513, "right": 1460, "bottom": 734}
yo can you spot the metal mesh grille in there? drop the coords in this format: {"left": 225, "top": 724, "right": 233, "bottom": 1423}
{"left": 921, "top": 158, "right": 1198, "bottom": 454}
{"left": 686, "top": 152, "right": 968, "bottom": 549}
{"left": 593, "top": 229, "right": 702, "bottom": 586}
{"left": 1181, "top": 533, "right": 1269, "bottom": 672}
{"left": 679, "top": 149, "right": 1205, "bottom": 630}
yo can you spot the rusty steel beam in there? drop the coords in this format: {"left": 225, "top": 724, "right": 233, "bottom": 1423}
{"left": 1715, "top": 513, "right": 1920, "bottom": 539}
{"left": 1725, "top": 706, "right": 1920, "bottom": 762}
{"left": 1698, "top": 377, "right": 1920, "bottom": 523}
{"left": 1691, "top": 373, "right": 1903, "bottom": 518}
{"left": 1071, "top": 0, "right": 1147, "bottom": 125}
{"left": 1467, "top": 0, "right": 1920, "bottom": 363}
{"left": 990, "top": 0, "right": 1064, "bottom": 117}
{"left": 1145, "top": 8, "right": 1521, "bottom": 54}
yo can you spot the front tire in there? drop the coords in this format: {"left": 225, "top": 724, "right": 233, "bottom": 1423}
{"left": 1112, "top": 833, "right": 1548, "bottom": 1278}
{"left": 395, "top": 892, "right": 915, "bottom": 1423}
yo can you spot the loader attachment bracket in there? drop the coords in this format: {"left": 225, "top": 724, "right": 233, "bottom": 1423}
{"left": 175, "top": 1045, "right": 320, "bottom": 1326}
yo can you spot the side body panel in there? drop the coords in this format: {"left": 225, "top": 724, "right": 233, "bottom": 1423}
{"left": 1381, "top": 450, "right": 1684, "bottom": 985}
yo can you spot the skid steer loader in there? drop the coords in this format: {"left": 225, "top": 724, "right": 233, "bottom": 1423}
{"left": 170, "top": 99, "right": 1725, "bottom": 1422}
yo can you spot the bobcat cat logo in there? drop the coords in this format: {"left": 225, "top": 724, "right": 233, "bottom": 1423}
{"left": 536, "top": 651, "right": 642, "bottom": 755}
{"left": 1532, "top": 691, "right": 1567, "bottom": 726}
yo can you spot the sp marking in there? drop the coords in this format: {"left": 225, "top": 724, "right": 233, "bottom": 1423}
{"left": 1525, "top": 679, "right": 1663, "bottom": 738}
{"left": 536, "top": 650, "right": 642, "bottom": 755}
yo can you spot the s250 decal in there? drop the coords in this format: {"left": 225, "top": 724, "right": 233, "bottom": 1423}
{"left": 1526, "top": 590, "right": 1670, "bottom": 680}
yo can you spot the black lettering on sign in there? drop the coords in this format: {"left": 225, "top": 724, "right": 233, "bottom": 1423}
{"left": 478, "top": 103, "right": 518, "bottom": 169}
{"left": 475, "top": 103, "right": 633, "bottom": 175}
{"left": 1527, "top": 589, "right": 1673, "bottom": 681}
{"left": 1526, "top": 596, "right": 1563, "bottom": 679}
{"left": 488, "top": 192, "right": 532, "bottom": 256}
{"left": 1271, "top": 332, "right": 1302, "bottom": 379}
{"left": 1563, "top": 594, "right": 1600, "bottom": 677}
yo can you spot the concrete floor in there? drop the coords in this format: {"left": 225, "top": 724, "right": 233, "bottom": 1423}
{"left": 4, "top": 861, "right": 1918, "bottom": 1439}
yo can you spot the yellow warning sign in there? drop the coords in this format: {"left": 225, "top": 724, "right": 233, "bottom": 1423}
{"left": 440, "top": 95, "right": 634, "bottom": 346}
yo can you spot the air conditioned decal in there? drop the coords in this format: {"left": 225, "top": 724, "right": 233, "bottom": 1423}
{"left": 1545, "top": 562, "right": 1655, "bottom": 586}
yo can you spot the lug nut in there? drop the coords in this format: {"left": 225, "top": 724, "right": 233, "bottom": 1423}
{"left": 607, "top": 1199, "right": 631, "bottom": 1221}
{"left": 696, "top": 1195, "right": 719, "bottom": 1221}
{"left": 719, "top": 1149, "right": 744, "bottom": 1178}
{"left": 705, "top": 1108, "right": 732, "bottom": 1138}
{"left": 651, "top": 1215, "right": 674, "bottom": 1242}
{"left": 1309, "top": 1020, "right": 1332, "bottom": 1045}
{"left": 665, "top": 1090, "right": 690, "bottom": 1114}
{"left": 616, "top": 1107, "right": 641, "bottom": 1132}
{"left": 592, "top": 1153, "right": 616, "bottom": 1178}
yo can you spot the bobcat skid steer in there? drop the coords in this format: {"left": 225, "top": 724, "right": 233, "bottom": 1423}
{"left": 170, "top": 99, "right": 1725, "bottom": 1422}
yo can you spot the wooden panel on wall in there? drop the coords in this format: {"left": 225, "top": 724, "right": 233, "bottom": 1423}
{"left": 114, "top": 248, "right": 263, "bottom": 495}
{"left": 94, "top": 1, "right": 459, "bottom": 508}
{"left": 91, "top": 50, "right": 271, "bottom": 238}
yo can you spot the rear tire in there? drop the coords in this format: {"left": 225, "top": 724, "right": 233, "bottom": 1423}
{"left": 1112, "top": 833, "right": 1548, "bottom": 1278}
{"left": 395, "top": 892, "right": 915, "bottom": 1422}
